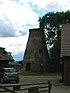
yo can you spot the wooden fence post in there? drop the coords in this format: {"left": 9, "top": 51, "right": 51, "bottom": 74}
{"left": 48, "top": 81, "right": 52, "bottom": 93}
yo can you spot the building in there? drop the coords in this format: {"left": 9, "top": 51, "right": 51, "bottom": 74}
{"left": 23, "top": 28, "right": 50, "bottom": 72}
{"left": 0, "top": 51, "right": 13, "bottom": 68}
{"left": 9, "top": 61, "right": 21, "bottom": 71}
{"left": 60, "top": 23, "right": 70, "bottom": 85}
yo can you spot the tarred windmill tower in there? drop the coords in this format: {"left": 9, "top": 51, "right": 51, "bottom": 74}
{"left": 23, "top": 28, "right": 50, "bottom": 72}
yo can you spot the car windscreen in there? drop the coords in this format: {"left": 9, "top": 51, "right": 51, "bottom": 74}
{"left": 4, "top": 68, "right": 16, "bottom": 73}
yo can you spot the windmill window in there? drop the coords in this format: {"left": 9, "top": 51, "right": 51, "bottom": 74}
{"left": 39, "top": 49, "right": 43, "bottom": 53}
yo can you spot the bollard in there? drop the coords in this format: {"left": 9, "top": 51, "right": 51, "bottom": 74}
{"left": 28, "top": 86, "right": 39, "bottom": 93}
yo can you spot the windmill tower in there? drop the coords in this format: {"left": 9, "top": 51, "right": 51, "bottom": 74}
{"left": 23, "top": 28, "right": 50, "bottom": 72}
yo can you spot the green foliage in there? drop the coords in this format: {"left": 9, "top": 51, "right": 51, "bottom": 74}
{"left": 18, "top": 60, "right": 23, "bottom": 64}
{"left": 39, "top": 11, "right": 70, "bottom": 29}
{"left": 0, "top": 47, "right": 14, "bottom": 60}
{"left": 38, "top": 10, "right": 70, "bottom": 72}
{"left": 0, "top": 47, "right": 7, "bottom": 54}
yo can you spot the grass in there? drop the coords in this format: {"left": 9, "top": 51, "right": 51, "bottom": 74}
{"left": 19, "top": 71, "right": 61, "bottom": 76}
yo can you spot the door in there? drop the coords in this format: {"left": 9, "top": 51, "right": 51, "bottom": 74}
{"left": 26, "top": 63, "right": 31, "bottom": 71}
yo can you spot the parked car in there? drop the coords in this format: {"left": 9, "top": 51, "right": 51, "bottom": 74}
{"left": 0, "top": 68, "right": 19, "bottom": 83}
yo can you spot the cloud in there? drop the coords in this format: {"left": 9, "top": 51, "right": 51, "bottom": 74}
{"left": 0, "top": 0, "right": 69, "bottom": 38}
{"left": 18, "top": 0, "right": 70, "bottom": 20}
{"left": 0, "top": 0, "right": 39, "bottom": 37}
{"left": 19, "top": 0, "right": 70, "bottom": 10}
{"left": 58, "top": 0, "right": 70, "bottom": 11}
{"left": 45, "top": 1, "right": 62, "bottom": 12}
{"left": 0, "top": 0, "right": 70, "bottom": 61}
{"left": 0, "top": 15, "right": 16, "bottom": 37}
{"left": 0, "top": 35, "right": 28, "bottom": 55}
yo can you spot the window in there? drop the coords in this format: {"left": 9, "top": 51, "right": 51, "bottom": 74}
{"left": 39, "top": 49, "right": 43, "bottom": 54}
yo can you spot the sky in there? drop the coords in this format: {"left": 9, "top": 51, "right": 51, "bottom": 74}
{"left": 0, "top": 0, "right": 70, "bottom": 61}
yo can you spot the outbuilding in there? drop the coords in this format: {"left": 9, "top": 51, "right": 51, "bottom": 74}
{"left": 61, "top": 23, "right": 70, "bottom": 85}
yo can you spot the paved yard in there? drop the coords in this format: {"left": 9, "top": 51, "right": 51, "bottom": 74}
{"left": 19, "top": 75, "right": 70, "bottom": 93}
{"left": 0, "top": 75, "right": 70, "bottom": 93}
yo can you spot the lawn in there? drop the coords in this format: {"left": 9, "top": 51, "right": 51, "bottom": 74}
{"left": 19, "top": 71, "right": 61, "bottom": 76}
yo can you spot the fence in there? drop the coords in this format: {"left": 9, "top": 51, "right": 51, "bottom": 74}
{"left": 0, "top": 81, "right": 52, "bottom": 93}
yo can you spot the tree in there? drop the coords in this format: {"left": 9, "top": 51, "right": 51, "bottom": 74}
{"left": 18, "top": 60, "right": 22, "bottom": 64}
{"left": 0, "top": 47, "right": 14, "bottom": 60}
{"left": 38, "top": 10, "right": 70, "bottom": 72}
